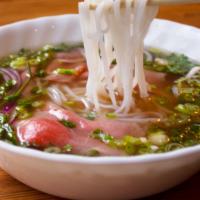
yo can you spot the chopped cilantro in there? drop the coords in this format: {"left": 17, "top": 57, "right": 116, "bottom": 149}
{"left": 91, "top": 129, "right": 114, "bottom": 144}
{"left": 0, "top": 113, "right": 18, "bottom": 144}
{"left": 60, "top": 120, "right": 76, "bottom": 128}
{"left": 145, "top": 52, "right": 195, "bottom": 75}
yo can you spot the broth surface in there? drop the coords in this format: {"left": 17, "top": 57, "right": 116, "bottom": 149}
{"left": 0, "top": 44, "right": 199, "bottom": 156}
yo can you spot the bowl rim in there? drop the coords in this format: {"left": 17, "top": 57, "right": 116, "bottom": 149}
{"left": 0, "top": 14, "right": 200, "bottom": 165}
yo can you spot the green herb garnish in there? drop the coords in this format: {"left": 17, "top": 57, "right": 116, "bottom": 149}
{"left": 60, "top": 120, "right": 76, "bottom": 128}
{"left": 31, "top": 86, "right": 45, "bottom": 95}
{"left": 64, "top": 101, "right": 76, "bottom": 107}
{"left": 91, "top": 129, "right": 153, "bottom": 155}
{"left": 0, "top": 79, "right": 16, "bottom": 99}
{"left": 174, "top": 72, "right": 200, "bottom": 104}
{"left": 52, "top": 43, "right": 83, "bottom": 52}
{"left": 145, "top": 52, "right": 195, "bottom": 75}
{"left": 175, "top": 103, "right": 200, "bottom": 115}
{"left": 91, "top": 129, "right": 114, "bottom": 144}
{"left": 44, "top": 144, "right": 73, "bottom": 154}
{"left": 35, "top": 69, "right": 47, "bottom": 77}
{"left": 87, "top": 149, "right": 100, "bottom": 156}
{"left": 105, "top": 112, "right": 117, "bottom": 119}
{"left": 62, "top": 144, "right": 73, "bottom": 153}
{"left": 86, "top": 111, "right": 96, "bottom": 120}
{"left": 53, "top": 68, "right": 76, "bottom": 75}
{"left": 0, "top": 113, "right": 17, "bottom": 144}
{"left": 16, "top": 95, "right": 45, "bottom": 120}
{"left": 10, "top": 57, "right": 27, "bottom": 69}
{"left": 2, "top": 63, "right": 32, "bottom": 106}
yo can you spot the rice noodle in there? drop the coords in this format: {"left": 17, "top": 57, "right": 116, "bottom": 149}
{"left": 99, "top": 103, "right": 117, "bottom": 110}
{"left": 116, "top": 111, "right": 162, "bottom": 123}
{"left": 62, "top": 85, "right": 92, "bottom": 111}
{"left": 47, "top": 83, "right": 163, "bottom": 123}
{"left": 62, "top": 85, "right": 85, "bottom": 101}
{"left": 79, "top": 0, "right": 158, "bottom": 113}
{"left": 47, "top": 85, "right": 67, "bottom": 106}
{"left": 116, "top": 111, "right": 163, "bottom": 119}
{"left": 48, "top": 84, "right": 92, "bottom": 112}
{"left": 117, "top": 117, "right": 159, "bottom": 123}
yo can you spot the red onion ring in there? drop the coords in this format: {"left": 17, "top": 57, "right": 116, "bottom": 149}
{"left": 0, "top": 68, "right": 22, "bottom": 115}
{"left": 0, "top": 68, "right": 11, "bottom": 81}
{"left": 3, "top": 102, "right": 16, "bottom": 114}
{"left": 0, "top": 68, "right": 21, "bottom": 90}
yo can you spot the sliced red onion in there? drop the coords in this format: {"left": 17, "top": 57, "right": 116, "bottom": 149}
{"left": 2, "top": 102, "right": 16, "bottom": 114}
{"left": 0, "top": 68, "right": 21, "bottom": 90}
{"left": 0, "top": 68, "right": 11, "bottom": 81}
{"left": 0, "top": 68, "right": 21, "bottom": 114}
{"left": 7, "top": 68, "right": 21, "bottom": 88}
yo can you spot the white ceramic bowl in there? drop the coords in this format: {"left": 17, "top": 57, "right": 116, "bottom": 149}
{"left": 0, "top": 15, "right": 200, "bottom": 200}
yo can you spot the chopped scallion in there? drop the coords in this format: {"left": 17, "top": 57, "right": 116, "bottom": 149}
{"left": 87, "top": 149, "right": 100, "bottom": 156}
{"left": 91, "top": 129, "right": 114, "bottom": 144}
{"left": 106, "top": 112, "right": 117, "bottom": 119}
{"left": 62, "top": 144, "right": 73, "bottom": 153}
{"left": 60, "top": 119, "right": 76, "bottom": 128}
{"left": 10, "top": 57, "right": 27, "bottom": 69}
{"left": 86, "top": 111, "right": 96, "bottom": 120}
{"left": 64, "top": 101, "right": 76, "bottom": 107}
{"left": 53, "top": 68, "right": 76, "bottom": 75}
{"left": 175, "top": 103, "right": 200, "bottom": 115}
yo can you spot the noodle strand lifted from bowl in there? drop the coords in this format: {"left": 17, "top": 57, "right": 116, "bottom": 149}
{"left": 79, "top": 0, "right": 159, "bottom": 113}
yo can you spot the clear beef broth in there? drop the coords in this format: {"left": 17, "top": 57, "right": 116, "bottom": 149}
{"left": 0, "top": 44, "right": 199, "bottom": 156}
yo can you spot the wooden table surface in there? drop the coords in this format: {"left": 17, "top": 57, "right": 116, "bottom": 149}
{"left": 0, "top": 0, "right": 200, "bottom": 199}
